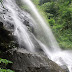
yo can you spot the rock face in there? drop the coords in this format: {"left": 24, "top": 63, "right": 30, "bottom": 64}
{"left": 9, "top": 48, "right": 65, "bottom": 72}
{"left": 0, "top": 19, "right": 18, "bottom": 58}
{"left": 0, "top": 21, "right": 12, "bottom": 51}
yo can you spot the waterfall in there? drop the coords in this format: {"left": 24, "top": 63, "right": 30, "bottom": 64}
{"left": 22, "top": 0, "right": 61, "bottom": 52}
{"left": 4, "top": 0, "right": 35, "bottom": 52}
{"left": 2, "top": 0, "right": 72, "bottom": 72}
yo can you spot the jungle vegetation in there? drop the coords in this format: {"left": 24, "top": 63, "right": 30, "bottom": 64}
{"left": 32, "top": 0, "right": 72, "bottom": 49}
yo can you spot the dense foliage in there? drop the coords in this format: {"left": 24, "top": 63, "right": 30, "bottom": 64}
{"left": 32, "top": 0, "right": 72, "bottom": 49}
{"left": 0, "top": 58, "right": 14, "bottom": 72}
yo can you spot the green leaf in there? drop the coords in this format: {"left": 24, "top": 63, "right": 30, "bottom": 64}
{"left": 0, "top": 58, "right": 13, "bottom": 65}
{"left": 0, "top": 68, "right": 15, "bottom": 72}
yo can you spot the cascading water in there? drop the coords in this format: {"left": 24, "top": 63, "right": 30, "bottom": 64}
{"left": 21, "top": 0, "right": 72, "bottom": 71}
{"left": 4, "top": 0, "right": 35, "bottom": 52}
{"left": 2, "top": 0, "right": 72, "bottom": 72}
{"left": 22, "top": 0, "right": 61, "bottom": 52}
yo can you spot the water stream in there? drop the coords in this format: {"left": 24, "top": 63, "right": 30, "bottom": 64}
{"left": 2, "top": 0, "right": 72, "bottom": 72}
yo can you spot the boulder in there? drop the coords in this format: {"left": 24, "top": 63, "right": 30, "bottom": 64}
{"left": 8, "top": 48, "right": 66, "bottom": 72}
{"left": 61, "top": 65, "right": 69, "bottom": 72}
{"left": 0, "top": 20, "right": 17, "bottom": 56}
{"left": 0, "top": 21, "right": 11, "bottom": 51}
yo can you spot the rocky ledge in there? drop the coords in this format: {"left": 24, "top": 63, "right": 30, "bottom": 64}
{"left": 7, "top": 48, "right": 66, "bottom": 72}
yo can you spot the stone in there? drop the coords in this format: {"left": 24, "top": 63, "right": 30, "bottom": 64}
{"left": 8, "top": 48, "right": 66, "bottom": 72}
{"left": 61, "top": 65, "right": 69, "bottom": 72}
{"left": 0, "top": 20, "right": 16, "bottom": 53}
{"left": 0, "top": 22, "right": 3, "bottom": 28}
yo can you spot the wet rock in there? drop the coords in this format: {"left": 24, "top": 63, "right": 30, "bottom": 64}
{"left": 0, "top": 22, "right": 11, "bottom": 44}
{"left": 23, "top": 20, "right": 34, "bottom": 33}
{"left": 4, "top": 21, "right": 15, "bottom": 31}
{"left": 61, "top": 65, "right": 69, "bottom": 72}
{"left": 9, "top": 48, "right": 66, "bottom": 72}
{"left": 0, "top": 20, "right": 17, "bottom": 54}
{"left": 24, "top": 20, "right": 29, "bottom": 26}
{"left": 0, "top": 22, "right": 3, "bottom": 27}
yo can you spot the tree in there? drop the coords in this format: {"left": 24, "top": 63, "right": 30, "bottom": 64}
{"left": 39, "top": 0, "right": 51, "bottom": 5}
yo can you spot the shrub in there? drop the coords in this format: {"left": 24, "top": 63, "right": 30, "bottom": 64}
{"left": 0, "top": 58, "right": 14, "bottom": 72}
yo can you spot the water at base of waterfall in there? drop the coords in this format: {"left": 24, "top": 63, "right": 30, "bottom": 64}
{"left": 2, "top": 0, "right": 72, "bottom": 72}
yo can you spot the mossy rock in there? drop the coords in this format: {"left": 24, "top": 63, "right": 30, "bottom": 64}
{"left": 0, "top": 21, "right": 16, "bottom": 54}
